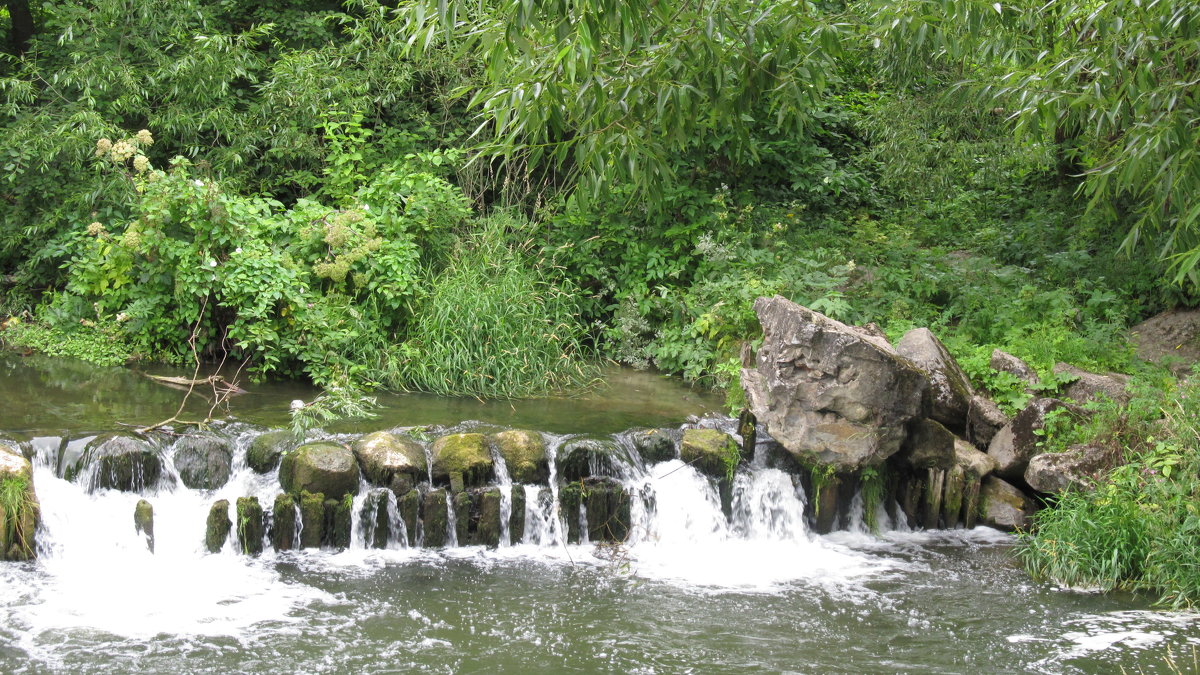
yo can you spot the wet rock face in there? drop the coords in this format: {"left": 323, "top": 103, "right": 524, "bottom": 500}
{"left": 279, "top": 441, "right": 360, "bottom": 501}
{"left": 558, "top": 436, "right": 624, "bottom": 481}
{"left": 236, "top": 497, "right": 265, "bottom": 556}
{"left": 79, "top": 434, "right": 161, "bottom": 492}
{"left": 352, "top": 431, "right": 426, "bottom": 492}
{"left": 490, "top": 430, "right": 548, "bottom": 484}
{"left": 679, "top": 429, "right": 738, "bottom": 480}
{"left": 173, "top": 434, "right": 233, "bottom": 490}
{"left": 629, "top": 429, "right": 677, "bottom": 464}
{"left": 0, "top": 443, "right": 39, "bottom": 561}
{"left": 134, "top": 499, "right": 154, "bottom": 553}
{"left": 896, "top": 418, "right": 956, "bottom": 471}
{"left": 1025, "top": 444, "right": 1111, "bottom": 494}
{"left": 247, "top": 430, "right": 294, "bottom": 474}
{"left": 431, "top": 434, "right": 494, "bottom": 489}
{"left": 741, "top": 296, "right": 929, "bottom": 471}
{"left": 205, "top": 499, "right": 231, "bottom": 553}
{"left": 895, "top": 328, "right": 973, "bottom": 432}
{"left": 980, "top": 475, "right": 1037, "bottom": 531}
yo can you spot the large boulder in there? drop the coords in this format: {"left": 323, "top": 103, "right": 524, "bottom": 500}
{"left": 351, "top": 431, "right": 426, "bottom": 493}
{"left": 247, "top": 430, "right": 294, "bottom": 474}
{"left": 679, "top": 429, "right": 738, "bottom": 480}
{"left": 987, "top": 398, "right": 1077, "bottom": 482}
{"left": 628, "top": 428, "right": 678, "bottom": 464}
{"left": 78, "top": 434, "right": 162, "bottom": 492}
{"left": 954, "top": 438, "right": 998, "bottom": 479}
{"left": 279, "top": 441, "right": 360, "bottom": 500}
{"left": 1130, "top": 308, "right": 1200, "bottom": 375}
{"left": 0, "top": 444, "right": 39, "bottom": 561}
{"left": 490, "top": 429, "right": 548, "bottom": 484}
{"left": 741, "top": 296, "right": 929, "bottom": 470}
{"left": 173, "top": 434, "right": 233, "bottom": 490}
{"left": 980, "top": 475, "right": 1037, "bottom": 531}
{"left": 431, "top": 433, "right": 493, "bottom": 489}
{"left": 1053, "top": 363, "right": 1131, "bottom": 406}
{"left": 896, "top": 328, "right": 973, "bottom": 431}
{"left": 1025, "top": 444, "right": 1111, "bottom": 494}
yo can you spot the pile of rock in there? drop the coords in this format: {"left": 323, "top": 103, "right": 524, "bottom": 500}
{"left": 741, "top": 295, "right": 1129, "bottom": 532}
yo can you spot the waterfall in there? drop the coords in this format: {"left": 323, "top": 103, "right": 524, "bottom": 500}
{"left": 489, "top": 443, "right": 513, "bottom": 547}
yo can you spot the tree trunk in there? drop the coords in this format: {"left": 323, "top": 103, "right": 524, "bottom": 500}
{"left": 6, "top": 0, "right": 34, "bottom": 55}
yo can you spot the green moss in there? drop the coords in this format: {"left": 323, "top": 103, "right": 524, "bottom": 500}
{"left": 204, "top": 500, "right": 231, "bottom": 553}
{"left": 432, "top": 433, "right": 494, "bottom": 488}
{"left": 236, "top": 496, "right": 264, "bottom": 556}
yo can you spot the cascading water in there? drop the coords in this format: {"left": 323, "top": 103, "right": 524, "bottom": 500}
{"left": 488, "top": 444, "right": 513, "bottom": 547}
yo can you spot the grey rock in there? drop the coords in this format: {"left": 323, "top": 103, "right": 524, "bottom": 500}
{"left": 490, "top": 429, "right": 548, "bottom": 484}
{"left": 896, "top": 327, "right": 974, "bottom": 431}
{"left": 954, "top": 437, "right": 998, "bottom": 479}
{"left": 966, "top": 395, "right": 1009, "bottom": 448}
{"left": 1025, "top": 444, "right": 1112, "bottom": 494}
{"left": 1053, "top": 363, "right": 1131, "bottom": 406}
{"left": 352, "top": 431, "right": 426, "bottom": 490}
{"left": 78, "top": 434, "right": 161, "bottom": 492}
{"left": 173, "top": 434, "right": 233, "bottom": 490}
{"left": 741, "top": 296, "right": 929, "bottom": 470}
{"left": 980, "top": 475, "right": 1037, "bottom": 531}
{"left": 990, "top": 349, "right": 1039, "bottom": 386}
{"left": 896, "top": 418, "right": 956, "bottom": 470}
{"left": 247, "top": 430, "right": 294, "bottom": 473}
{"left": 987, "top": 398, "right": 1076, "bottom": 482}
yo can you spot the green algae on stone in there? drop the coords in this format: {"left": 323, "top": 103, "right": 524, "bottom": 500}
{"left": 351, "top": 431, "right": 426, "bottom": 492}
{"left": 680, "top": 429, "right": 739, "bottom": 480}
{"left": 237, "top": 496, "right": 265, "bottom": 556}
{"left": 247, "top": 430, "right": 294, "bottom": 474}
{"left": 299, "top": 490, "right": 325, "bottom": 549}
{"left": 205, "top": 499, "right": 231, "bottom": 553}
{"left": 272, "top": 493, "right": 297, "bottom": 551}
{"left": 280, "top": 441, "right": 360, "bottom": 501}
{"left": 134, "top": 498, "right": 154, "bottom": 553}
{"left": 490, "top": 430, "right": 548, "bottom": 484}
{"left": 431, "top": 434, "right": 493, "bottom": 488}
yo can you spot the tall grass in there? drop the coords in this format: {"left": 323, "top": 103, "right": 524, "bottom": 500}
{"left": 1017, "top": 372, "right": 1200, "bottom": 606}
{"left": 390, "top": 213, "right": 600, "bottom": 398}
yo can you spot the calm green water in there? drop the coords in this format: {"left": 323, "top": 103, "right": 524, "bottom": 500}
{"left": 0, "top": 352, "right": 723, "bottom": 435}
{"left": 2, "top": 353, "right": 1199, "bottom": 674}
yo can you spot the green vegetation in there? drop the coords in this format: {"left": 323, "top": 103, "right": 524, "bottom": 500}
{"left": 1019, "top": 372, "right": 1200, "bottom": 606}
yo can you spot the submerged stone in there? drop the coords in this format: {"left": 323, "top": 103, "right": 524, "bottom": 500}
{"left": 236, "top": 496, "right": 265, "bottom": 556}
{"left": 173, "top": 434, "right": 233, "bottom": 490}
{"left": 490, "top": 430, "right": 548, "bottom": 484}
{"left": 352, "top": 431, "right": 426, "bottom": 493}
{"left": 205, "top": 499, "right": 231, "bottom": 553}
{"left": 247, "top": 430, "right": 294, "bottom": 474}
{"left": 134, "top": 498, "right": 154, "bottom": 553}
{"left": 280, "top": 441, "right": 359, "bottom": 501}
{"left": 679, "top": 429, "right": 738, "bottom": 480}
{"left": 431, "top": 434, "right": 493, "bottom": 488}
{"left": 79, "top": 434, "right": 161, "bottom": 492}
{"left": 0, "top": 444, "right": 39, "bottom": 561}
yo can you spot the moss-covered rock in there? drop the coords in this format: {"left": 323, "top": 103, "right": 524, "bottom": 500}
{"left": 560, "top": 482, "right": 583, "bottom": 543}
{"left": 236, "top": 496, "right": 265, "bottom": 556}
{"left": 628, "top": 428, "right": 677, "bottom": 464}
{"left": 247, "top": 430, "right": 294, "bottom": 474}
{"left": 134, "top": 499, "right": 154, "bottom": 553}
{"left": 422, "top": 488, "right": 449, "bottom": 547}
{"left": 680, "top": 429, "right": 739, "bottom": 480}
{"left": 453, "top": 491, "right": 471, "bottom": 544}
{"left": 490, "top": 430, "right": 548, "bottom": 484}
{"left": 173, "top": 434, "right": 233, "bottom": 490}
{"left": 361, "top": 488, "right": 392, "bottom": 549}
{"left": 584, "top": 478, "right": 631, "bottom": 543}
{"left": 271, "top": 493, "right": 297, "bottom": 551}
{"left": 299, "top": 490, "right": 324, "bottom": 549}
{"left": 205, "top": 499, "right": 231, "bottom": 553}
{"left": 1, "top": 444, "right": 39, "bottom": 561}
{"left": 431, "top": 434, "right": 493, "bottom": 488}
{"left": 351, "top": 431, "right": 426, "bottom": 493}
{"left": 280, "top": 441, "right": 360, "bottom": 501}
{"left": 980, "top": 475, "right": 1038, "bottom": 531}
{"left": 78, "top": 434, "right": 161, "bottom": 492}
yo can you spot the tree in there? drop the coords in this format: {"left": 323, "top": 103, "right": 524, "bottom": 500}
{"left": 869, "top": 0, "right": 1200, "bottom": 282}
{"left": 399, "top": 0, "right": 850, "bottom": 207}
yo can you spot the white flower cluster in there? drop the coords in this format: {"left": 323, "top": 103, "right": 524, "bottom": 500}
{"left": 95, "top": 129, "right": 154, "bottom": 173}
